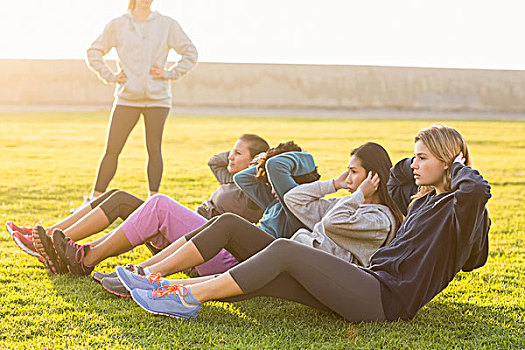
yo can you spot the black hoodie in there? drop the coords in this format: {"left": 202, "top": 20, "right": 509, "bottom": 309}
{"left": 367, "top": 158, "right": 491, "bottom": 320}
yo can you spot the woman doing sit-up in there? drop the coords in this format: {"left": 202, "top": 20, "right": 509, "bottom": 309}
{"left": 117, "top": 124, "right": 490, "bottom": 322}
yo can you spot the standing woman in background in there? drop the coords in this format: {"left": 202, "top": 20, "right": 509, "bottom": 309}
{"left": 84, "top": 0, "right": 198, "bottom": 204}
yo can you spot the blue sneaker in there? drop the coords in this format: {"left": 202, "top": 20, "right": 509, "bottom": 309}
{"left": 131, "top": 285, "right": 201, "bottom": 319}
{"left": 115, "top": 266, "right": 169, "bottom": 292}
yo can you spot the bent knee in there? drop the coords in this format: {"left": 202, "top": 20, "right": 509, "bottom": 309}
{"left": 216, "top": 213, "right": 244, "bottom": 225}
{"left": 148, "top": 193, "right": 172, "bottom": 205}
{"left": 150, "top": 193, "right": 169, "bottom": 200}
{"left": 268, "top": 238, "right": 293, "bottom": 249}
{"left": 112, "top": 190, "right": 138, "bottom": 202}
{"left": 261, "top": 239, "right": 297, "bottom": 264}
{"left": 268, "top": 238, "right": 303, "bottom": 255}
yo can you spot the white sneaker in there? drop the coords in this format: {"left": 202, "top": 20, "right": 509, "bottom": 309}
{"left": 70, "top": 195, "right": 96, "bottom": 213}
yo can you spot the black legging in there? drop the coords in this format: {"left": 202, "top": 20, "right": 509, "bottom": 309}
{"left": 89, "top": 189, "right": 144, "bottom": 223}
{"left": 183, "top": 213, "right": 386, "bottom": 322}
{"left": 94, "top": 105, "right": 170, "bottom": 193}
{"left": 185, "top": 213, "right": 275, "bottom": 262}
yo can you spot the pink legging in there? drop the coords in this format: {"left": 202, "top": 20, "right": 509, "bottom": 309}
{"left": 120, "top": 194, "right": 238, "bottom": 276}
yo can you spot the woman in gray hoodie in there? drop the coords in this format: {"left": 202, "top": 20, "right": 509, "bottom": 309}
{"left": 285, "top": 142, "right": 403, "bottom": 267}
{"left": 85, "top": 0, "right": 198, "bottom": 202}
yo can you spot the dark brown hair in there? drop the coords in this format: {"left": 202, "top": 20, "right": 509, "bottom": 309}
{"left": 351, "top": 142, "right": 403, "bottom": 230}
{"left": 256, "top": 141, "right": 320, "bottom": 184}
{"left": 238, "top": 134, "right": 270, "bottom": 158}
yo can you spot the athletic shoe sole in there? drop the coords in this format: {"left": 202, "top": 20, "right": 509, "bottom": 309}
{"left": 130, "top": 290, "right": 196, "bottom": 319}
{"left": 6, "top": 221, "right": 32, "bottom": 235}
{"left": 101, "top": 281, "right": 131, "bottom": 298}
{"left": 92, "top": 274, "right": 103, "bottom": 284}
{"left": 92, "top": 271, "right": 118, "bottom": 283}
{"left": 32, "top": 226, "right": 59, "bottom": 275}
{"left": 102, "top": 285, "right": 131, "bottom": 298}
{"left": 12, "top": 233, "right": 42, "bottom": 258}
{"left": 32, "top": 225, "right": 67, "bottom": 275}
{"left": 5, "top": 222, "right": 15, "bottom": 235}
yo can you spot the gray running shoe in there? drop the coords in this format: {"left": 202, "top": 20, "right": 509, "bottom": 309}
{"left": 92, "top": 263, "right": 141, "bottom": 283}
{"left": 102, "top": 277, "right": 131, "bottom": 298}
{"left": 92, "top": 271, "right": 117, "bottom": 283}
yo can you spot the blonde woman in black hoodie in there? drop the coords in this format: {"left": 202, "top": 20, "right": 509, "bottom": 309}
{"left": 115, "top": 124, "right": 491, "bottom": 322}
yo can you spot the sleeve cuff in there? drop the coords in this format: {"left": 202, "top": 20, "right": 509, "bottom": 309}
{"left": 351, "top": 189, "right": 365, "bottom": 203}
{"left": 164, "top": 69, "right": 181, "bottom": 80}
{"left": 105, "top": 73, "right": 117, "bottom": 84}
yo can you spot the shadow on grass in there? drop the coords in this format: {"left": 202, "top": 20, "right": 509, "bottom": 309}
{"left": 47, "top": 272, "right": 345, "bottom": 348}
{"left": 45, "top": 271, "right": 524, "bottom": 349}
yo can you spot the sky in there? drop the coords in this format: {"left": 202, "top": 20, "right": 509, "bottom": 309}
{"left": 2, "top": 0, "right": 525, "bottom": 70}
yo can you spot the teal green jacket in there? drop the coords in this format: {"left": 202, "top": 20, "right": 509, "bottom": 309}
{"left": 233, "top": 151, "right": 317, "bottom": 238}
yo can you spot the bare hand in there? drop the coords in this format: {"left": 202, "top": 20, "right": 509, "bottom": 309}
{"left": 115, "top": 70, "right": 127, "bottom": 84}
{"left": 271, "top": 187, "right": 279, "bottom": 202}
{"left": 454, "top": 152, "right": 466, "bottom": 165}
{"left": 149, "top": 64, "right": 165, "bottom": 79}
{"left": 250, "top": 152, "right": 266, "bottom": 167}
{"left": 357, "top": 171, "right": 380, "bottom": 199}
{"left": 333, "top": 169, "right": 350, "bottom": 190}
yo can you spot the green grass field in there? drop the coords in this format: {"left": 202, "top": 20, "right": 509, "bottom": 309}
{"left": 0, "top": 112, "right": 523, "bottom": 349}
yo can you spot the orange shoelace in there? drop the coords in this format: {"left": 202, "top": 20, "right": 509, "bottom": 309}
{"left": 152, "top": 284, "right": 189, "bottom": 300}
{"left": 137, "top": 273, "right": 164, "bottom": 285}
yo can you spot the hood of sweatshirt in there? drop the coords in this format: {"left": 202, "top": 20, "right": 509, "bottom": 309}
{"left": 123, "top": 10, "right": 161, "bottom": 23}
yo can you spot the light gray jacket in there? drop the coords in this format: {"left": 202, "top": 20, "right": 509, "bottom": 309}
{"left": 284, "top": 180, "right": 397, "bottom": 267}
{"left": 87, "top": 11, "right": 198, "bottom": 107}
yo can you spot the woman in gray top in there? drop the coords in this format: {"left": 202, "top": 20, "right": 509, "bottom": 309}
{"left": 84, "top": 0, "right": 198, "bottom": 202}
{"left": 286, "top": 143, "right": 402, "bottom": 267}
{"left": 112, "top": 143, "right": 405, "bottom": 319}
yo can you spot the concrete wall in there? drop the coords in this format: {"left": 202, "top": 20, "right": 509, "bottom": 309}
{"left": 1, "top": 59, "right": 525, "bottom": 112}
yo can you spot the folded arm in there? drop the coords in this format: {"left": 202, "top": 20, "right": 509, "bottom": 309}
{"left": 86, "top": 20, "right": 118, "bottom": 84}
{"left": 233, "top": 167, "right": 274, "bottom": 210}
{"left": 208, "top": 151, "right": 233, "bottom": 184}
{"left": 164, "top": 20, "right": 198, "bottom": 80}
{"left": 322, "top": 190, "right": 392, "bottom": 243}
{"left": 284, "top": 180, "right": 338, "bottom": 230}
{"left": 387, "top": 157, "right": 418, "bottom": 216}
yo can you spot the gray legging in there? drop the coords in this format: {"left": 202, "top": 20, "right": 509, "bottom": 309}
{"left": 94, "top": 105, "right": 170, "bottom": 193}
{"left": 184, "top": 213, "right": 386, "bottom": 322}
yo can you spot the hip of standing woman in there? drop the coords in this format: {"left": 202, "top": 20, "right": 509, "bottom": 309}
{"left": 84, "top": 0, "right": 197, "bottom": 204}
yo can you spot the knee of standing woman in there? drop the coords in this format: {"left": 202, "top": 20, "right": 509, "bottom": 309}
{"left": 103, "top": 146, "right": 122, "bottom": 158}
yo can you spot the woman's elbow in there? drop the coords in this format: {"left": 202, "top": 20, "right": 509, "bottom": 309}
{"left": 283, "top": 191, "right": 297, "bottom": 208}
{"left": 321, "top": 217, "right": 337, "bottom": 234}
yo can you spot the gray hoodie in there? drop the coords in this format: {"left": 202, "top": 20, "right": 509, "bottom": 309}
{"left": 284, "top": 180, "right": 397, "bottom": 267}
{"left": 87, "top": 11, "right": 198, "bottom": 107}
